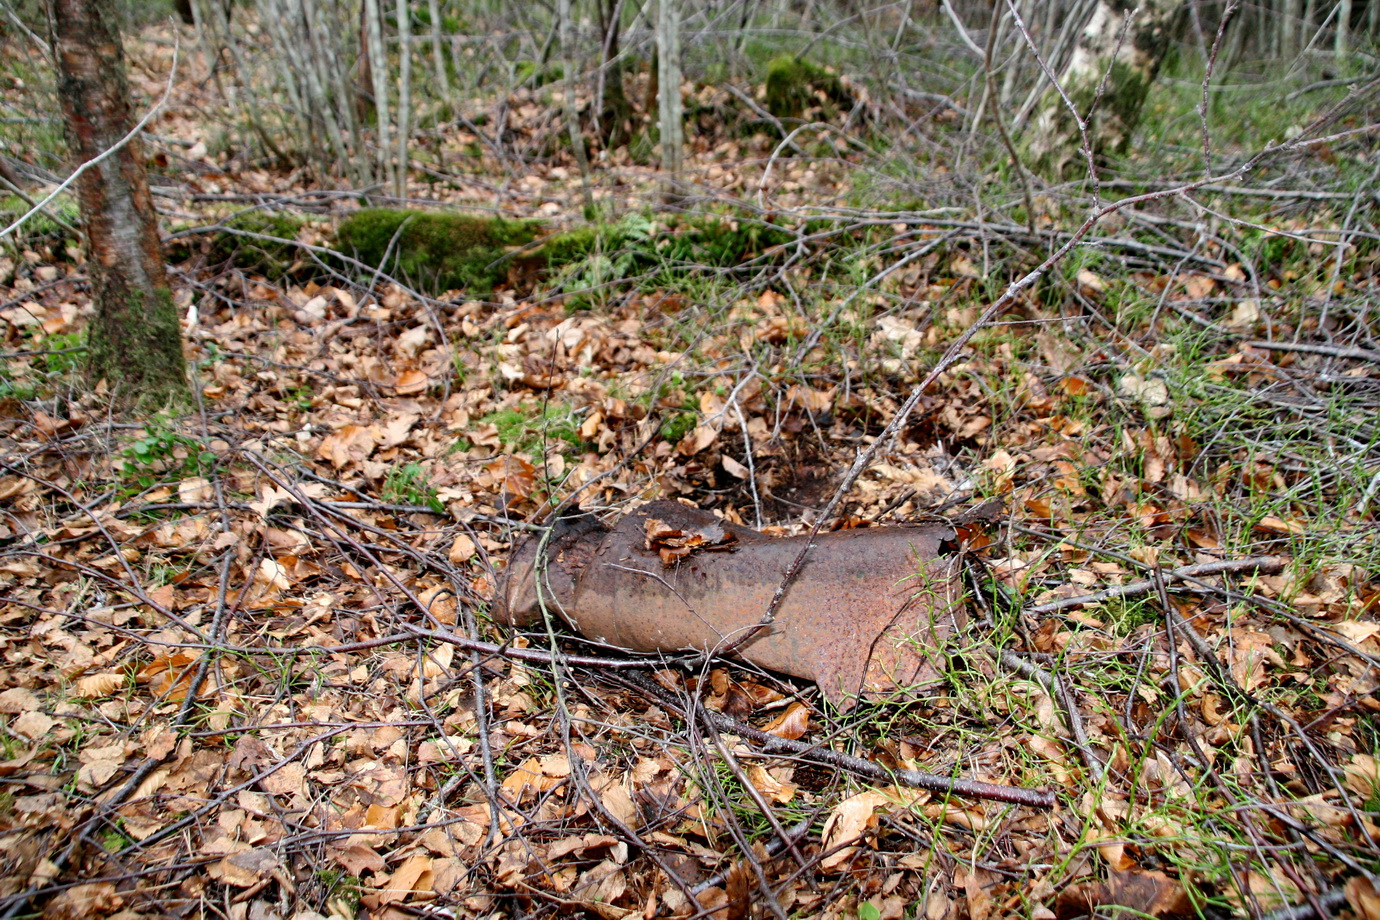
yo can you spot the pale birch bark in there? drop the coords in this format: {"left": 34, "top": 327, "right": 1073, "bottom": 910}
{"left": 558, "top": 0, "right": 596, "bottom": 212}
{"left": 364, "top": 0, "right": 394, "bottom": 192}
{"left": 656, "top": 0, "right": 684, "bottom": 203}
{"left": 1025, "top": 0, "right": 1184, "bottom": 177}
{"left": 1335, "top": 0, "right": 1352, "bottom": 57}
{"left": 426, "top": 0, "right": 449, "bottom": 105}
{"left": 396, "top": 0, "right": 412, "bottom": 199}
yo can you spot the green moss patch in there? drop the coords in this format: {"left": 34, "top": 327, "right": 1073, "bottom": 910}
{"left": 1, "top": 193, "right": 79, "bottom": 248}
{"left": 331, "top": 209, "right": 804, "bottom": 300}
{"left": 207, "top": 212, "right": 306, "bottom": 279}
{"left": 763, "top": 55, "right": 850, "bottom": 121}
{"left": 334, "top": 208, "right": 541, "bottom": 296}
{"left": 166, "top": 211, "right": 308, "bottom": 279}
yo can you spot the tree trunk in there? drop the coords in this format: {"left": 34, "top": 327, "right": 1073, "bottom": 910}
{"left": 54, "top": 0, "right": 189, "bottom": 408}
{"left": 1025, "top": 0, "right": 1184, "bottom": 178}
{"left": 1334, "top": 0, "right": 1352, "bottom": 57}
{"left": 596, "top": 0, "right": 632, "bottom": 148}
{"left": 656, "top": 0, "right": 684, "bottom": 203}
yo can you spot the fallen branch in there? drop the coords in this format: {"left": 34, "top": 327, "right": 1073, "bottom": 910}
{"left": 995, "top": 648, "right": 1105, "bottom": 785}
{"left": 1024, "top": 557, "right": 1285, "bottom": 616}
{"left": 1247, "top": 339, "right": 1380, "bottom": 364}
{"left": 624, "top": 672, "right": 1056, "bottom": 810}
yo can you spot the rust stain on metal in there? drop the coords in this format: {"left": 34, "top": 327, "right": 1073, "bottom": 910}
{"left": 494, "top": 501, "right": 964, "bottom": 708}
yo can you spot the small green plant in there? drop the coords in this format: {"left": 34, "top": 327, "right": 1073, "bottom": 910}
{"left": 286, "top": 385, "right": 314, "bottom": 410}
{"left": 119, "top": 415, "right": 216, "bottom": 495}
{"left": 658, "top": 411, "right": 696, "bottom": 443}
{"left": 314, "top": 868, "right": 363, "bottom": 913}
{"left": 482, "top": 404, "right": 584, "bottom": 459}
{"left": 35, "top": 331, "right": 86, "bottom": 376}
{"left": 99, "top": 822, "right": 135, "bottom": 852}
{"left": 382, "top": 462, "right": 444, "bottom": 513}
{"left": 0, "top": 364, "right": 37, "bottom": 402}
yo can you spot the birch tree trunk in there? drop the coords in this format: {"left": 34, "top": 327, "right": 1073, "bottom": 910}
{"left": 396, "top": 0, "right": 412, "bottom": 198}
{"left": 558, "top": 0, "right": 596, "bottom": 213}
{"left": 425, "top": 0, "right": 449, "bottom": 106}
{"left": 1334, "top": 0, "right": 1352, "bottom": 57}
{"left": 656, "top": 0, "right": 684, "bottom": 203}
{"left": 1025, "top": 0, "right": 1184, "bottom": 178}
{"left": 364, "top": 0, "right": 394, "bottom": 191}
{"left": 53, "top": 0, "right": 189, "bottom": 408}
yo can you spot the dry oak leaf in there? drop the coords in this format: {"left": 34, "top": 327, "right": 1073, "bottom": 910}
{"left": 500, "top": 756, "right": 563, "bottom": 804}
{"left": 1347, "top": 876, "right": 1380, "bottom": 920}
{"left": 1343, "top": 754, "right": 1380, "bottom": 799}
{"left": 371, "top": 854, "right": 434, "bottom": 907}
{"left": 676, "top": 423, "right": 719, "bottom": 455}
{"left": 316, "top": 424, "right": 381, "bottom": 469}
{"left": 396, "top": 324, "right": 431, "bottom": 359}
{"left": 77, "top": 743, "right": 130, "bottom": 790}
{"left": 761, "top": 701, "right": 810, "bottom": 740}
{"left": 448, "top": 533, "right": 476, "bottom": 563}
{"left": 0, "top": 687, "right": 40, "bottom": 713}
{"left": 330, "top": 843, "right": 388, "bottom": 877}
{"left": 746, "top": 765, "right": 796, "bottom": 804}
{"left": 644, "top": 516, "right": 737, "bottom": 566}
{"left": 820, "top": 790, "right": 889, "bottom": 870}
{"left": 1105, "top": 869, "right": 1192, "bottom": 918}
{"left": 138, "top": 653, "right": 199, "bottom": 702}
{"left": 486, "top": 454, "right": 537, "bottom": 500}
{"left": 75, "top": 672, "right": 126, "bottom": 700}
{"left": 391, "top": 368, "right": 430, "bottom": 395}
{"left": 601, "top": 782, "right": 639, "bottom": 828}
{"left": 12, "top": 710, "right": 55, "bottom": 740}
{"left": 38, "top": 882, "right": 121, "bottom": 920}
{"left": 209, "top": 847, "right": 285, "bottom": 889}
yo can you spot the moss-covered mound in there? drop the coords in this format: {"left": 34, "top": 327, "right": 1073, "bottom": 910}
{"left": 164, "top": 211, "right": 307, "bottom": 279}
{"left": 205, "top": 212, "right": 305, "bottom": 279}
{"left": 763, "top": 55, "right": 851, "bottom": 121}
{"left": 1, "top": 193, "right": 79, "bottom": 250}
{"left": 331, "top": 209, "right": 803, "bottom": 301}
{"left": 334, "top": 209, "right": 541, "bottom": 296}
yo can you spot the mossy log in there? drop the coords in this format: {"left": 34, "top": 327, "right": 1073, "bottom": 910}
{"left": 763, "top": 55, "right": 852, "bottom": 122}
{"left": 334, "top": 209, "right": 543, "bottom": 296}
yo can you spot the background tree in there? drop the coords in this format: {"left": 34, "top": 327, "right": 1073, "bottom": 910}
{"left": 1024, "top": 0, "right": 1187, "bottom": 177}
{"left": 53, "top": 0, "right": 188, "bottom": 408}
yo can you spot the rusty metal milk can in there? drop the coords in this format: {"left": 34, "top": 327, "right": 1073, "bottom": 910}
{"left": 494, "top": 501, "right": 965, "bottom": 708}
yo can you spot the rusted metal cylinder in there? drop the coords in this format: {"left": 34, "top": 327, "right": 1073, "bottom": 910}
{"left": 494, "top": 501, "right": 964, "bottom": 707}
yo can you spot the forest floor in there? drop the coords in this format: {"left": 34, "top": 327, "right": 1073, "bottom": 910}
{"left": 2, "top": 18, "right": 1380, "bottom": 920}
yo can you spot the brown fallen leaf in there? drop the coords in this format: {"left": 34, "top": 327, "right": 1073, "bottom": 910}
{"left": 75, "top": 672, "right": 126, "bottom": 700}
{"left": 745, "top": 764, "right": 796, "bottom": 804}
{"left": 644, "top": 515, "right": 737, "bottom": 566}
{"left": 761, "top": 701, "right": 810, "bottom": 740}
{"left": 373, "top": 853, "right": 433, "bottom": 906}
{"left": 1346, "top": 875, "right": 1380, "bottom": 920}
{"left": 392, "top": 368, "right": 430, "bottom": 395}
{"left": 1058, "top": 869, "right": 1192, "bottom": 919}
{"left": 209, "top": 847, "right": 284, "bottom": 889}
{"left": 487, "top": 454, "right": 537, "bottom": 502}
{"left": 820, "top": 790, "right": 888, "bottom": 870}
{"left": 332, "top": 843, "right": 388, "bottom": 876}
